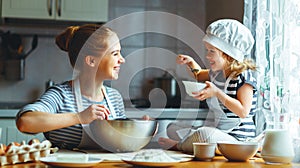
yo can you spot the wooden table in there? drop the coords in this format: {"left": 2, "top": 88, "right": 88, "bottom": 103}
{"left": 2, "top": 156, "right": 299, "bottom": 168}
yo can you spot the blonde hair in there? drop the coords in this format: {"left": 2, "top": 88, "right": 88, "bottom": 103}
{"left": 223, "top": 53, "right": 257, "bottom": 77}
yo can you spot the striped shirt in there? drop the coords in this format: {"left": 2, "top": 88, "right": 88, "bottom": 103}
{"left": 209, "top": 69, "right": 258, "bottom": 141}
{"left": 16, "top": 81, "right": 126, "bottom": 149}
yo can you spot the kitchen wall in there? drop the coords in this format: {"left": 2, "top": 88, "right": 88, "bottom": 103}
{"left": 0, "top": 0, "right": 243, "bottom": 105}
{"left": 108, "top": 0, "right": 208, "bottom": 104}
{"left": 0, "top": 35, "right": 74, "bottom": 103}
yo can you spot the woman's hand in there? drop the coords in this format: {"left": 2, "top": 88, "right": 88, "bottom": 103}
{"left": 192, "top": 81, "right": 219, "bottom": 101}
{"left": 77, "top": 104, "right": 110, "bottom": 124}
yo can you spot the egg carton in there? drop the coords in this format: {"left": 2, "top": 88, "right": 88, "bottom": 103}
{"left": 0, "top": 139, "right": 58, "bottom": 166}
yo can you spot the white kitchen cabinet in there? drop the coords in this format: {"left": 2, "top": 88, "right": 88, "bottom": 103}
{"left": 1, "top": 0, "right": 108, "bottom": 22}
{"left": 0, "top": 118, "right": 44, "bottom": 145}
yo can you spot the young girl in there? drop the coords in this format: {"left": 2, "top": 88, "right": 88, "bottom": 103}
{"left": 158, "top": 19, "right": 258, "bottom": 153}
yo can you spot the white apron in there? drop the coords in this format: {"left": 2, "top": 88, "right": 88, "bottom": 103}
{"left": 204, "top": 71, "right": 241, "bottom": 133}
{"left": 73, "top": 79, "right": 117, "bottom": 149}
{"left": 176, "top": 72, "right": 241, "bottom": 138}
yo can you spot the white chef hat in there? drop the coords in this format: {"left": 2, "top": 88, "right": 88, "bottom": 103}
{"left": 202, "top": 19, "right": 254, "bottom": 62}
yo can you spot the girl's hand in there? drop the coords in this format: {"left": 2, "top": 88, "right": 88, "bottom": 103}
{"left": 176, "top": 54, "right": 194, "bottom": 65}
{"left": 77, "top": 104, "right": 110, "bottom": 124}
{"left": 192, "top": 81, "right": 219, "bottom": 101}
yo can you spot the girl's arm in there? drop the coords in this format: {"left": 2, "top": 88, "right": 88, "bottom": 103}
{"left": 195, "top": 82, "right": 253, "bottom": 118}
{"left": 215, "top": 83, "right": 254, "bottom": 118}
{"left": 195, "top": 69, "right": 210, "bottom": 83}
{"left": 177, "top": 54, "right": 210, "bottom": 82}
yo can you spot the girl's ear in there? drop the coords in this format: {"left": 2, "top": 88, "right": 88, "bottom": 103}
{"left": 85, "top": 55, "right": 96, "bottom": 67}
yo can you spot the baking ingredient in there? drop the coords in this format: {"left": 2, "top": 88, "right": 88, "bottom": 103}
{"left": 56, "top": 154, "right": 88, "bottom": 162}
{"left": 131, "top": 149, "right": 176, "bottom": 162}
{"left": 0, "top": 139, "right": 53, "bottom": 166}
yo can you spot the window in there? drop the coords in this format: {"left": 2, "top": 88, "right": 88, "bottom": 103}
{"left": 244, "top": 0, "right": 300, "bottom": 129}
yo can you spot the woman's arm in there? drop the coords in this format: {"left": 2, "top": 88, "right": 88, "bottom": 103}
{"left": 17, "top": 104, "right": 110, "bottom": 134}
{"left": 16, "top": 111, "right": 80, "bottom": 134}
{"left": 194, "top": 82, "right": 254, "bottom": 118}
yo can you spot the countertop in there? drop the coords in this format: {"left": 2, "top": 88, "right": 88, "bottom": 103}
{"left": 2, "top": 149, "right": 300, "bottom": 168}
{"left": 0, "top": 109, "right": 19, "bottom": 118}
{"left": 0, "top": 108, "right": 209, "bottom": 119}
{"left": 0, "top": 102, "right": 25, "bottom": 117}
{"left": 125, "top": 108, "right": 208, "bottom": 119}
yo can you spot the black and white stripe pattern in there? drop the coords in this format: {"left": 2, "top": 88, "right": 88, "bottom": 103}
{"left": 17, "top": 81, "right": 126, "bottom": 149}
{"left": 210, "top": 70, "right": 258, "bottom": 141}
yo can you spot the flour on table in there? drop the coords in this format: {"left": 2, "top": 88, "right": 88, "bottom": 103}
{"left": 131, "top": 149, "right": 176, "bottom": 162}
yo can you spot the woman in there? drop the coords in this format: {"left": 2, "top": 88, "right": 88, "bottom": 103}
{"left": 158, "top": 19, "right": 258, "bottom": 153}
{"left": 16, "top": 24, "right": 127, "bottom": 149}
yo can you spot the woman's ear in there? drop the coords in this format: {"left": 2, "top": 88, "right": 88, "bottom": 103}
{"left": 85, "top": 55, "right": 96, "bottom": 67}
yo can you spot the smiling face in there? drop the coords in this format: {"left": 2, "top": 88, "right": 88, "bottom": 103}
{"left": 204, "top": 42, "right": 226, "bottom": 72}
{"left": 96, "top": 34, "right": 125, "bottom": 80}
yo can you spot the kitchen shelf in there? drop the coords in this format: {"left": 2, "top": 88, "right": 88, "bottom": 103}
{"left": 0, "top": 24, "right": 64, "bottom": 37}
{"left": 0, "top": 19, "right": 104, "bottom": 37}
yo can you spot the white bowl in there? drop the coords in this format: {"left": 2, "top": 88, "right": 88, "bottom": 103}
{"left": 182, "top": 81, "right": 206, "bottom": 96}
{"left": 193, "top": 143, "right": 216, "bottom": 161}
{"left": 217, "top": 141, "right": 259, "bottom": 161}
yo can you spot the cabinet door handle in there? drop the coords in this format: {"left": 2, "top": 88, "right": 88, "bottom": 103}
{"left": 47, "top": 0, "right": 53, "bottom": 16}
{"left": 56, "top": 0, "right": 62, "bottom": 17}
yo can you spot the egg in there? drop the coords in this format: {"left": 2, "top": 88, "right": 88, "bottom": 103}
{"left": 0, "top": 144, "right": 6, "bottom": 156}
{"left": 28, "top": 138, "right": 40, "bottom": 145}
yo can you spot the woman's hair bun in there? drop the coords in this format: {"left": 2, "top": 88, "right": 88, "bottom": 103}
{"left": 55, "top": 26, "right": 79, "bottom": 52}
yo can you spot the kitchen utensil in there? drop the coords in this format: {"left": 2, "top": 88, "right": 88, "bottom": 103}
{"left": 193, "top": 142, "right": 216, "bottom": 161}
{"left": 122, "top": 157, "right": 190, "bottom": 167}
{"left": 89, "top": 119, "right": 158, "bottom": 152}
{"left": 182, "top": 81, "right": 206, "bottom": 97}
{"left": 261, "top": 129, "right": 295, "bottom": 164}
{"left": 1, "top": 31, "right": 38, "bottom": 80}
{"left": 153, "top": 71, "right": 180, "bottom": 98}
{"left": 19, "top": 34, "right": 38, "bottom": 59}
{"left": 217, "top": 141, "right": 259, "bottom": 161}
{"left": 151, "top": 70, "right": 183, "bottom": 108}
{"left": 40, "top": 155, "right": 103, "bottom": 168}
{"left": 1, "top": 31, "right": 38, "bottom": 59}
{"left": 121, "top": 149, "right": 192, "bottom": 167}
